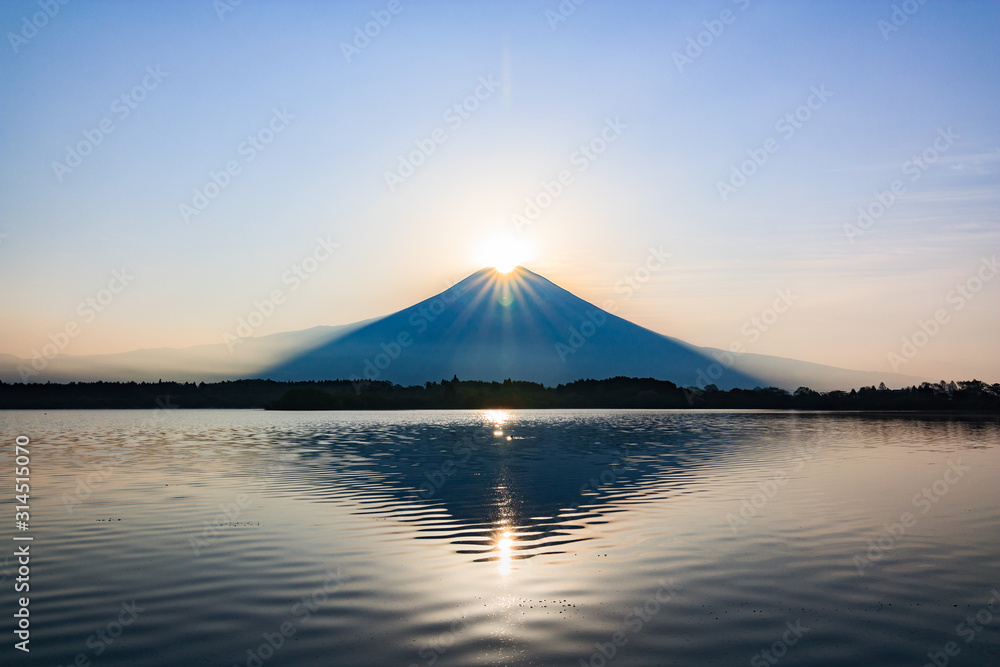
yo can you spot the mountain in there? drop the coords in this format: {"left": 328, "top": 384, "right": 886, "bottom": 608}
{"left": 2, "top": 266, "right": 925, "bottom": 391}
{"left": 265, "top": 267, "right": 924, "bottom": 391}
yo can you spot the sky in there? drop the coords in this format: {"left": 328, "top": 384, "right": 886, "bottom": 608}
{"left": 0, "top": 0, "right": 997, "bottom": 382}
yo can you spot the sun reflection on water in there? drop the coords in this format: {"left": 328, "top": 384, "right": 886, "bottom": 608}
{"left": 497, "top": 529, "right": 513, "bottom": 575}
{"left": 482, "top": 410, "right": 510, "bottom": 426}
{"left": 483, "top": 410, "right": 511, "bottom": 440}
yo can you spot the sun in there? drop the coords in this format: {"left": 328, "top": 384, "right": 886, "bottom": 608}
{"left": 477, "top": 235, "right": 532, "bottom": 273}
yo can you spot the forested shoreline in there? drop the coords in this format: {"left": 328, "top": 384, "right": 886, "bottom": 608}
{"left": 1, "top": 377, "right": 997, "bottom": 412}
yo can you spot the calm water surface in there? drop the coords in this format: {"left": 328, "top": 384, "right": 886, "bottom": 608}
{"left": 1, "top": 409, "right": 998, "bottom": 666}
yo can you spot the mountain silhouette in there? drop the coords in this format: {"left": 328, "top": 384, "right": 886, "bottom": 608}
{"left": 266, "top": 266, "right": 766, "bottom": 388}
{"left": 2, "top": 265, "right": 928, "bottom": 390}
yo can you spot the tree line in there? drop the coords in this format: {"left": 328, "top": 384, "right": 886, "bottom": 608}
{"left": 1, "top": 377, "right": 997, "bottom": 412}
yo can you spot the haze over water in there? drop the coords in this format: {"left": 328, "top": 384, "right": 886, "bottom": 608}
{"left": 2, "top": 409, "right": 998, "bottom": 666}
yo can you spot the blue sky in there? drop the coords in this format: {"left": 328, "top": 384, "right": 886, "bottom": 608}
{"left": 1, "top": 0, "right": 997, "bottom": 381}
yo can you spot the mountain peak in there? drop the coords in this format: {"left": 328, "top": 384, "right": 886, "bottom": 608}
{"left": 261, "top": 266, "right": 925, "bottom": 391}
{"left": 266, "top": 265, "right": 764, "bottom": 388}
{"left": 470, "top": 265, "right": 528, "bottom": 278}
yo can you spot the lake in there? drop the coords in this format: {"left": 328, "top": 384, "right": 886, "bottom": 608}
{"left": 1, "top": 409, "right": 998, "bottom": 666}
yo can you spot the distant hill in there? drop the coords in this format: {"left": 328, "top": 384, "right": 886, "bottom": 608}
{"left": 0, "top": 324, "right": 366, "bottom": 383}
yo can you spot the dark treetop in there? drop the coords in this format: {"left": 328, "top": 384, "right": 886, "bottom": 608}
{"left": 1, "top": 377, "right": 997, "bottom": 412}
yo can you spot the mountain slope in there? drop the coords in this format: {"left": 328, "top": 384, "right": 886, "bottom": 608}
{"left": 710, "top": 348, "right": 925, "bottom": 393}
{"left": 3, "top": 267, "right": 927, "bottom": 391}
{"left": 0, "top": 323, "right": 367, "bottom": 383}
{"left": 266, "top": 267, "right": 764, "bottom": 388}
{"left": 265, "top": 267, "right": 927, "bottom": 390}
